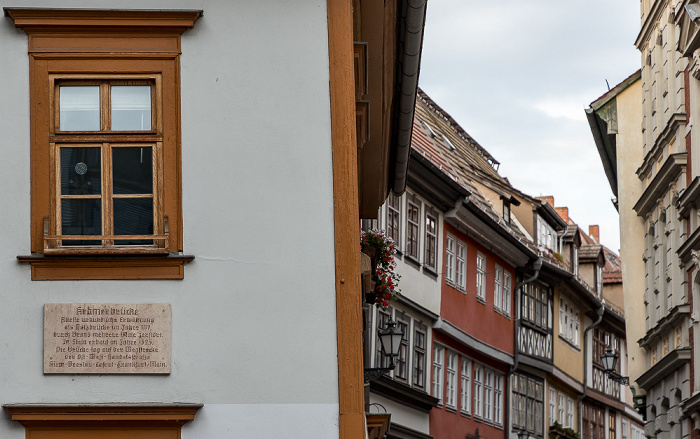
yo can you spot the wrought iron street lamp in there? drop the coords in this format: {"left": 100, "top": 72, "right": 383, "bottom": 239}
{"left": 601, "top": 347, "right": 629, "bottom": 385}
{"left": 364, "top": 319, "right": 404, "bottom": 382}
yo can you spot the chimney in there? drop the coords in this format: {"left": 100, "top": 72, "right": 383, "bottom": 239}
{"left": 555, "top": 207, "right": 569, "bottom": 222}
{"left": 589, "top": 225, "right": 600, "bottom": 244}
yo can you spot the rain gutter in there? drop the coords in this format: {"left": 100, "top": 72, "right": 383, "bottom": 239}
{"left": 392, "top": 0, "right": 427, "bottom": 195}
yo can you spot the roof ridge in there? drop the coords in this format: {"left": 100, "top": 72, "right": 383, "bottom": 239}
{"left": 417, "top": 87, "right": 500, "bottom": 168}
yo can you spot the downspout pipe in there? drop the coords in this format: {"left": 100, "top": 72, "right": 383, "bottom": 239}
{"left": 507, "top": 256, "right": 542, "bottom": 436}
{"left": 578, "top": 305, "right": 605, "bottom": 435}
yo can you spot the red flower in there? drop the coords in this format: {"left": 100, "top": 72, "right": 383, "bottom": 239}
{"left": 382, "top": 301, "right": 389, "bottom": 307}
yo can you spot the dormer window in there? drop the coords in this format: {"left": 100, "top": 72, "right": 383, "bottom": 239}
{"left": 572, "top": 245, "right": 579, "bottom": 276}
{"left": 500, "top": 195, "right": 518, "bottom": 225}
{"left": 503, "top": 202, "right": 510, "bottom": 223}
{"left": 537, "top": 216, "right": 558, "bottom": 253}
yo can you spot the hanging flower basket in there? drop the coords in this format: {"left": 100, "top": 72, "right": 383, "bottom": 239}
{"left": 361, "top": 229, "right": 401, "bottom": 309}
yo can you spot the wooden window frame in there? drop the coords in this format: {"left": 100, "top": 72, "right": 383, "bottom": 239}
{"left": 394, "top": 312, "right": 410, "bottom": 383}
{"left": 445, "top": 351, "right": 457, "bottom": 409}
{"left": 456, "top": 241, "right": 466, "bottom": 291}
{"left": 424, "top": 209, "right": 438, "bottom": 272}
{"left": 473, "top": 363, "right": 483, "bottom": 418}
{"left": 49, "top": 76, "right": 165, "bottom": 254}
{"left": 503, "top": 271, "right": 512, "bottom": 316}
{"left": 412, "top": 323, "right": 427, "bottom": 389}
{"left": 7, "top": 8, "right": 201, "bottom": 280}
{"left": 476, "top": 252, "right": 486, "bottom": 301}
{"left": 432, "top": 345, "right": 444, "bottom": 405}
{"left": 445, "top": 234, "right": 455, "bottom": 283}
{"left": 494, "top": 264, "right": 503, "bottom": 312}
{"left": 386, "top": 192, "right": 401, "bottom": 251}
{"left": 406, "top": 198, "right": 421, "bottom": 261}
{"left": 460, "top": 358, "right": 471, "bottom": 416}
{"left": 494, "top": 374, "right": 503, "bottom": 426}
{"left": 4, "top": 404, "right": 202, "bottom": 438}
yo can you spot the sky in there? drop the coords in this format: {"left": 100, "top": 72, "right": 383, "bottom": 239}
{"left": 417, "top": 0, "right": 642, "bottom": 252}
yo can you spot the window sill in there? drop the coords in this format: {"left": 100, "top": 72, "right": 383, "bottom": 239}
{"left": 460, "top": 410, "right": 471, "bottom": 418}
{"left": 494, "top": 308, "right": 512, "bottom": 319}
{"left": 476, "top": 296, "right": 486, "bottom": 305}
{"left": 404, "top": 255, "right": 421, "bottom": 269}
{"left": 423, "top": 265, "right": 438, "bottom": 278}
{"left": 17, "top": 253, "right": 194, "bottom": 280}
{"left": 558, "top": 335, "right": 581, "bottom": 351}
{"left": 445, "top": 405, "right": 457, "bottom": 413}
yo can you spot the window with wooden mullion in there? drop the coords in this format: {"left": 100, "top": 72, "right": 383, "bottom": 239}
{"left": 51, "top": 142, "right": 161, "bottom": 251}
{"left": 46, "top": 75, "right": 166, "bottom": 254}
{"left": 55, "top": 79, "right": 156, "bottom": 134}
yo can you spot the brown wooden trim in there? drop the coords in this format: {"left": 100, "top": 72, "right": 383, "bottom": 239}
{"left": 5, "top": 404, "right": 202, "bottom": 434}
{"left": 4, "top": 8, "right": 202, "bottom": 33}
{"left": 328, "top": 0, "right": 365, "bottom": 438}
{"left": 17, "top": 254, "right": 193, "bottom": 280}
{"left": 20, "top": 24, "right": 186, "bottom": 276}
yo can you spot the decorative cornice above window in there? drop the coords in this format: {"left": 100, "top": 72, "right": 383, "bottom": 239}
{"left": 638, "top": 304, "right": 690, "bottom": 348}
{"left": 4, "top": 8, "right": 202, "bottom": 34}
{"left": 637, "top": 114, "right": 686, "bottom": 178}
{"left": 678, "top": 177, "right": 700, "bottom": 218}
{"left": 634, "top": 152, "right": 687, "bottom": 217}
{"left": 679, "top": 227, "right": 700, "bottom": 266}
{"left": 636, "top": 347, "right": 690, "bottom": 390}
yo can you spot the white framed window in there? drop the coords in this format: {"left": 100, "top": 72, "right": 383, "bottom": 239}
{"left": 484, "top": 370, "right": 494, "bottom": 422}
{"left": 622, "top": 419, "right": 628, "bottom": 439}
{"left": 413, "top": 324, "right": 427, "bottom": 389}
{"left": 558, "top": 392, "right": 565, "bottom": 424}
{"left": 559, "top": 297, "right": 580, "bottom": 347}
{"left": 474, "top": 364, "right": 483, "bottom": 418}
{"left": 494, "top": 265, "right": 503, "bottom": 311}
{"left": 445, "top": 235, "right": 455, "bottom": 283}
{"left": 503, "top": 272, "right": 512, "bottom": 315}
{"left": 432, "top": 346, "right": 444, "bottom": 405}
{"left": 445, "top": 352, "right": 457, "bottom": 409}
{"left": 406, "top": 200, "right": 420, "bottom": 260}
{"left": 395, "top": 314, "right": 410, "bottom": 382}
{"left": 425, "top": 212, "right": 438, "bottom": 271}
{"left": 460, "top": 358, "right": 471, "bottom": 415}
{"left": 386, "top": 192, "right": 401, "bottom": 250}
{"left": 566, "top": 397, "right": 574, "bottom": 428}
{"left": 573, "top": 245, "right": 579, "bottom": 276}
{"left": 537, "top": 215, "right": 558, "bottom": 253}
{"left": 477, "top": 253, "right": 486, "bottom": 301}
{"left": 456, "top": 242, "right": 466, "bottom": 291}
{"left": 597, "top": 265, "right": 603, "bottom": 296}
{"left": 549, "top": 388, "right": 556, "bottom": 424}
{"left": 494, "top": 375, "right": 503, "bottom": 426}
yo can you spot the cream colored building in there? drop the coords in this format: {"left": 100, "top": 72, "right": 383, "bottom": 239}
{"left": 588, "top": 0, "right": 700, "bottom": 434}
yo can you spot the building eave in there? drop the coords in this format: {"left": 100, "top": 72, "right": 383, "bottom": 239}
{"left": 633, "top": 152, "right": 687, "bottom": 217}
{"left": 636, "top": 347, "right": 691, "bottom": 390}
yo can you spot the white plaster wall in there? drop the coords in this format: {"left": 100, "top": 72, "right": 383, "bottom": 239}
{"left": 370, "top": 393, "right": 430, "bottom": 434}
{"left": 0, "top": 0, "right": 340, "bottom": 436}
{"left": 376, "top": 190, "right": 442, "bottom": 314}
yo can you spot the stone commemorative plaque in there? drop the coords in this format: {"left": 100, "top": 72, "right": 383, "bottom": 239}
{"left": 44, "top": 303, "right": 171, "bottom": 374}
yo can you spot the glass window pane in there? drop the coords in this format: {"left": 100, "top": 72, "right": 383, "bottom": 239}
{"left": 60, "top": 86, "right": 100, "bottom": 131}
{"left": 113, "top": 147, "right": 153, "bottom": 194}
{"left": 111, "top": 86, "right": 151, "bottom": 131}
{"left": 114, "top": 198, "right": 153, "bottom": 245}
{"left": 60, "top": 147, "right": 101, "bottom": 195}
{"left": 61, "top": 199, "right": 101, "bottom": 245}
